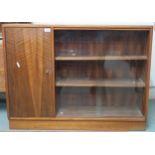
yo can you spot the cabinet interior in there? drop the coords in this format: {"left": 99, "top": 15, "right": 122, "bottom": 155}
{"left": 55, "top": 30, "right": 148, "bottom": 57}
{"left": 54, "top": 29, "right": 149, "bottom": 118}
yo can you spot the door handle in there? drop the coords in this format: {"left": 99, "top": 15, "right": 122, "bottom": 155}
{"left": 45, "top": 69, "right": 49, "bottom": 74}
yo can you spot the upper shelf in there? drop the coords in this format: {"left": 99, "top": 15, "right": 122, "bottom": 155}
{"left": 55, "top": 55, "right": 147, "bottom": 61}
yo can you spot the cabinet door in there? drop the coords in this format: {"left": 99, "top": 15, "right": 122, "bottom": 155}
{"left": 4, "top": 27, "right": 55, "bottom": 117}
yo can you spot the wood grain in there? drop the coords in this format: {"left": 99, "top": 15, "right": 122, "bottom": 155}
{"left": 143, "top": 28, "right": 153, "bottom": 118}
{"left": 2, "top": 24, "right": 152, "bottom": 30}
{"left": 54, "top": 25, "right": 152, "bottom": 30}
{"left": 0, "top": 43, "right": 5, "bottom": 92}
{"left": 56, "top": 79, "right": 145, "bottom": 87}
{"left": 55, "top": 56, "right": 147, "bottom": 61}
{"left": 0, "top": 22, "right": 31, "bottom": 93}
{"left": 9, "top": 119, "right": 146, "bottom": 131}
{"left": 9, "top": 116, "right": 145, "bottom": 121}
{"left": 56, "top": 60, "right": 146, "bottom": 83}
{"left": 55, "top": 30, "right": 147, "bottom": 57}
{"left": 4, "top": 27, "right": 55, "bottom": 117}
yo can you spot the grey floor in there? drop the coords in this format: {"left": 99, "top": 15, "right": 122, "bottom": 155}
{"left": 0, "top": 99, "right": 154, "bottom": 131}
{"left": 145, "top": 100, "right": 155, "bottom": 131}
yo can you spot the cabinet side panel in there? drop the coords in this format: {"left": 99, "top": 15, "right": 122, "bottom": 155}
{"left": 144, "top": 29, "right": 153, "bottom": 117}
{"left": 0, "top": 42, "right": 5, "bottom": 92}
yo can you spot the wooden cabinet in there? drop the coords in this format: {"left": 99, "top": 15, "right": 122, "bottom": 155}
{"left": 3, "top": 25, "right": 153, "bottom": 130}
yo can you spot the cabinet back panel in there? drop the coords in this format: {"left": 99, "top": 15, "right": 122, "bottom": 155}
{"left": 56, "top": 60, "right": 146, "bottom": 81}
{"left": 4, "top": 27, "right": 55, "bottom": 117}
{"left": 55, "top": 30, "right": 148, "bottom": 57}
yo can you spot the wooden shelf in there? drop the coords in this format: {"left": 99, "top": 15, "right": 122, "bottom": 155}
{"left": 55, "top": 55, "right": 147, "bottom": 61}
{"left": 56, "top": 79, "right": 145, "bottom": 87}
{"left": 57, "top": 105, "right": 143, "bottom": 117}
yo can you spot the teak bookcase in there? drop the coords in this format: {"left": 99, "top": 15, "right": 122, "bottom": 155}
{"left": 3, "top": 24, "right": 153, "bottom": 131}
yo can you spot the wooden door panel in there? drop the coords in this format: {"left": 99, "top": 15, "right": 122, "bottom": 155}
{"left": 5, "top": 27, "right": 55, "bottom": 117}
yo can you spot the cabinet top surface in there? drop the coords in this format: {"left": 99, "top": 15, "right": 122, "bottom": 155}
{"left": 2, "top": 24, "right": 153, "bottom": 30}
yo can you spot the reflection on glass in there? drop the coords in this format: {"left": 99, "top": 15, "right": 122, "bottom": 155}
{"left": 56, "top": 60, "right": 145, "bottom": 81}
{"left": 55, "top": 30, "right": 147, "bottom": 118}
{"left": 55, "top": 30, "right": 148, "bottom": 57}
{"left": 56, "top": 87, "right": 144, "bottom": 117}
{"left": 56, "top": 60, "right": 145, "bottom": 117}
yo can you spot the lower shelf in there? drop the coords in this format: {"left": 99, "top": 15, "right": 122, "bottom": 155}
{"left": 56, "top": 79, "right": 145, "bottom": 87}
{"left": 57, "top": 105, "right": 143, "bottom": 118}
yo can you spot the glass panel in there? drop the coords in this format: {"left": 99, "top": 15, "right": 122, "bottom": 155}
{"left": 56, "top": 87, "right": 144, "bottom": 117}
{"left": 56, "top": 60, "right": 146, "bottom": 117}
{"left": 54, "top": 30, "right": 147, "bottom": 118}
{"left": 56, "top": 60, "right": 146, "bottom": 82}
{"left": 55, "top": 30, "right": 148, "bottom": 57}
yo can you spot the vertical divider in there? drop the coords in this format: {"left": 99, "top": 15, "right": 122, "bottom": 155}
{"left": 52, "top": 27, "right": 56, "bottom": 116}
